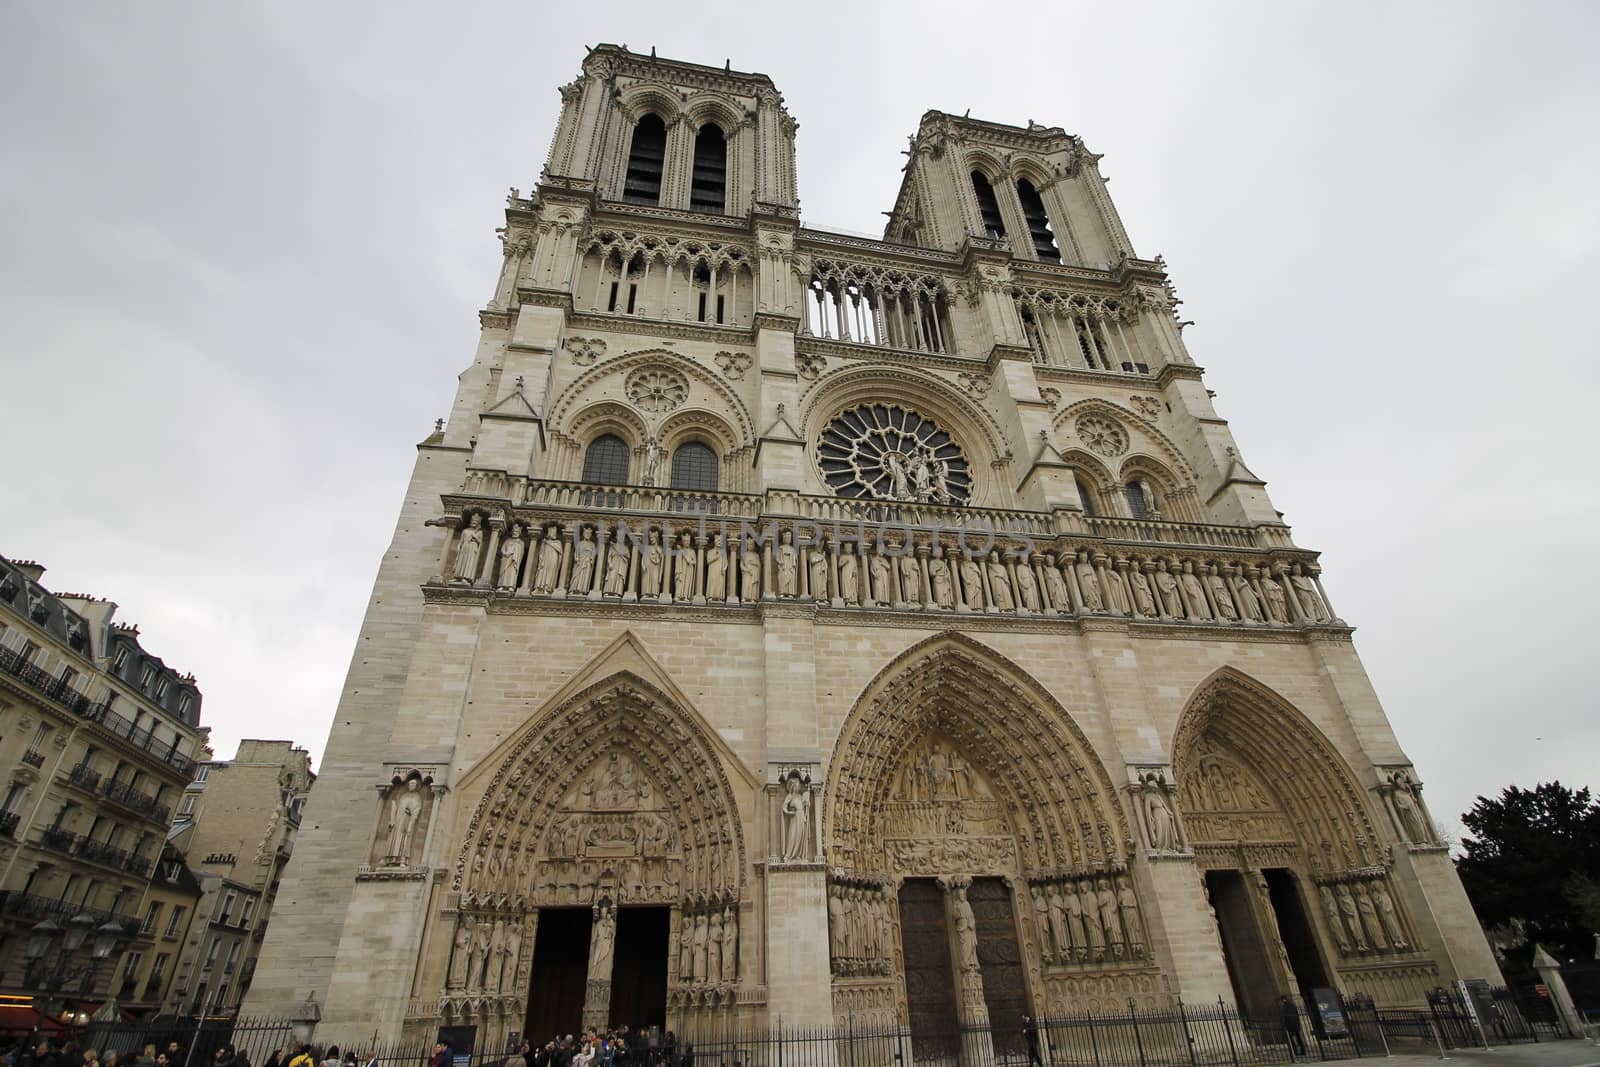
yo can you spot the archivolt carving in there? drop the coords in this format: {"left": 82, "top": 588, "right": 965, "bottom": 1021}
{"left": 1172, "top": 668, "right": 1384, "bottom": 876}
{"left": 825, "top": 633, "right": 1131, "bottom": 876}
{"left": 548, "top": 348, "right": 756, "bottom": 446}
{"left": 451, "top": 673, "right": 746, "bottom": 905}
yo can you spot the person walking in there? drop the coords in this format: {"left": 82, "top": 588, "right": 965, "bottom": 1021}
{"left": 1021, "top": 1015, "right": 1044, "bottom": 1067}
{"left": 1280, "top": 995, "right": 1306, "bottom": 1056}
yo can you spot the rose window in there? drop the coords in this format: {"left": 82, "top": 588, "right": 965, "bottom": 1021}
{"left": 1075, "top": 414, "right": 1128, "bottom": 458}
{"left": 625, "top": 367, "right": 689, "bottom": 413}
{"left": 817, "top": 404, "right": 972, "bottom": 504}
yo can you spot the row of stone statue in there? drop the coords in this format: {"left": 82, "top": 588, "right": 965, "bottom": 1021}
{"left": 447, "top": 514, "right": 1336, "bottom": 625}
{"left": 677, "top": 904, "right": 739, "bottom": 986}
{"left": 446, "top": 912, "right": 525, "bottom": 996}
{"left": 1031, "top": 874, "right": 1147, "bottom": 966}
{"left": 1319, "top": 878, "right": 1410, "bottom": 957}
{"left": 828, "top": 883, "right": 893, "bottom": 977}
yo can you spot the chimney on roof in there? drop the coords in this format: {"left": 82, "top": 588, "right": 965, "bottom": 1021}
{"left": 12, "top": 561, "right": 45, "bottom": 582}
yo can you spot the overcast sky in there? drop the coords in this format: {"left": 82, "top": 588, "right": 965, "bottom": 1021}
{"left": 2, "top": 2, "right": 1596, "bottom": 839}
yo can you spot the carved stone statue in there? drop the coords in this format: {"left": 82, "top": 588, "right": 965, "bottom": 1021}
{"left": 959, "top": 555, "right": 985, "bottom": 610}
{"left": 951, "top": 886, "right": 980, "bottom": 970}
{"left": 642, "top": 437, "right": 665, "bottom": 487}
{"left": 591, "top": 902, "right": 617, "bottom": 974}
{"left": 679, "top": 914, "right": 695, "bottom": 978}
{"left": 604, "top": 536, "right": 629, "bottom": 596}
{"left": 781, "top": 775, "right": 811, "bottom": 861}
{"left": 776, "top": 530, "right": 798, "bottom": 597}
{"left": 674, "top": 532, "right": 697, "bottom": 600}
{"left": 1336, "top": 884, "right": 1367, "bottom": 951}
{"left": 1261, "top": 572, "right": 1290, "bottom": 623}
{"left": 448, "top": 917, "right": 472, "bottom": 988}
{"left": 808, "top": 544, "right": 828, "bottom": 601}
{"left": 898, "top": 552, "right": 920, "bottom": 606}
{"left": 740, "top": 538, "right": 761, "bottom": 601}
{"left": 828, "top": 886, "right": 845, "bottom": 964}
{"left": 496, "top": 524, "right": 525, "bottom": 591}
{"left": 1207, "top": 568, "right": 1239, "bottom": 620}
{"left": 986, "top": 552, "right": 1014, "bottom": 611}
{"left": 1129, "top": 565, "right": 1157, "bottom": 617}
{"left": 869, "top": 550, "right": 892, "bottom": 606}
{"left": 641, "top": 530, "right": 665, "bottom": 597}
{"left": 1320, "top": 886, "right": 1350, "bottom": 953}
{"left": 1063, "top": 881, "right": 1087, "bottom": 958}
{"left": 704, "top": 533, "right": 727, "bottom": 601}
{"left": 706, "top": 909, "right": 724, "bottom": 983}
{"left": 382, "top": 777, "right": 425, "bottom": 863}
{"left": 1389, "top": 771, "right": 1433, "bottom": 844}
{"left": 569, "top": 527, "right": 597, "bottom": 593}
{"left": 1373, "top": 886, "right": 1407, "bottom": 948}
{"left": 485, "top": 918, "right": 507, "bottom": 992}
{"left": 1356, "top": 887, "right": 1388, "bottom": 951}
{"left": 469, "top": 916, "right": 492, "bottom": 991}
{"left": 721, "top": 906, "right": 739, "bottom": 982}
{"left": 1155, "top": 559, "right": 1183, "bottom": 617}
{"left": 884, "top": 452, "right": 912, "bottom": 500}
{"left": 1116, "top": 876, "right": 1145, "bottom": 956}
{"left": 1075, "top": 552, "right": 1103, "bottom": 611}
{"left": 837, "top": 544, "right": 859, "bottom": 604}
{"left": 1032, "top": 885, "right": 1055, "bottom": 960}
{"left": 1291, "top": 565, "right": 1330, "bottom": 622}
{"left": 1044, "top": 552, "right": 1071, "bottom": 611}
{"left": 930, "top": 552, "right": 954, "bottom": 608}
{"left": 1096, "top": 878, "right": 1123, "bottom": 957}
{"left": 1015, "top": 558, "right": 1040, "bottom": 611}
{"left": 909, "top": 451, "right": 933, "bottom": 500}
{"left": 691, "top": 908, "right": 709, "bottom": 979}
{"left": 1079, "top": 879, "right": 1105, "bottom": 956}
{"left": 1232, "top": 573, "right": 1264, "bottom": 621}
{"left": 1142, "top": 777, "right": 1180, "bottom": 851}
{"left": 533, "top": 526, "right": 563, "bottom": 594}
{"left": 452, "top": 514, "right": 484, "bottom": 582}
{"left": 1179, "top": 561, "right": 1212, "bottom": 620}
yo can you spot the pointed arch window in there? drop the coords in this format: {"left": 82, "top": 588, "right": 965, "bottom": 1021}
{"left": 1016, "top": 178, "right": 1060, "bottom": 262}
{"left": 1125, "top": 479, "right": 1160, "bottom": 519}
{"left": 1075, "top": 475, "right": 1098, "bottom": 517}
{"left": 582, "top": 434, "right": 631, "bottom": 486}
{"left": 623, "top": 113, "right": 667, "bottom": 205}
{"left": 971, "top": 171, "right": 1006, "bottom": 239}
{"left": 670, "top": 441, "right": 719, "bottom": 493}
{"left": 690, "top": 123, "right": 727, "bottom": 214}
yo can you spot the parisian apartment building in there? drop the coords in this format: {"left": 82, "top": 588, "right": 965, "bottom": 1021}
{"left": 0, "top": 555, "right": 206, "bottom": 1016}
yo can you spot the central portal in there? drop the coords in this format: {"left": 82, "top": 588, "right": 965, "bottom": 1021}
{"left": 608, "top": 906, "right": 669, "bottom": 1030}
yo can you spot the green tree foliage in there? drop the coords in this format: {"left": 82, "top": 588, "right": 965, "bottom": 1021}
{"left": 1457, "top": 782, "right": 1600, "bottom": 962}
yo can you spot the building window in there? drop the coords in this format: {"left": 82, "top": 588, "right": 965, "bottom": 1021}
{"left": 240, "top": 898, "right": 257, "bottom": 930}
{"left": 142, "top": 901, "right": 163, "bottom": 935}
{"left": 193, "top": 766, "right": 210, "bottom": 784}
{"left": 153, "top": 676, "right": 169, "bottom": 702}
{"left": 1016, "top": 178, "right": 1061, "bottom": 262}
{"left": 971, "top": 171, "right": 1006, "bottom": 240}
{"left": 148, "top": 952, "right": 169, "bottom": 988}
{"left": 1125, "top": 479, "right": 1159, "bottom": 519}
{"left": 669, "top": 442, "right": 719, "bottom": 493}
{"left": 690, "top": 123, "right": 727, "bottom": 213}
{"left": 223, "top": 941, "right": 241, "bottom": 973}
{"left": 2, "top": 783, "right": 25, "bottom": 814}
{"left": 177, "top": 692, "right": 193, "bottom": 718}
{"left": 219, "top": 892, "right": 236, "bottom": 924}
{"left": 56, "top": 666, "right": 78, "bottom": 690}
{"left": 623, "top": 113, "right": 667, "bottom": 205}
{"left": 138, "top": 665, "right": 156, "bottom": 692}
{"left": 581, "top": 435, "right": 630, "bottom": 486}
{"left": 1075, "top": 476, "right": 1098, "bottom": 517}
{"left": 112, "top": 644, "right": 129, "bottom": 671}
{"left": 164, "top": 905, "right": 186, "bottom": 938}
{"left": 204, "top": 937, "right": 221, "bottom": 968}
{"left": 120, "top": 951, "right": 143, "bottom": 989}
{"left": 178, "top": 794, "right": 197, "bottom": 817}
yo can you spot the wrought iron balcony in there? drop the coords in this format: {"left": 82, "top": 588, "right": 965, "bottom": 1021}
{"left": 67, "top": 762, "right": 102, "bottom": 791}
{"left": 20, "top": 749, "right": 46, "bottom": 769}
{"left": 0, "top": 810, "right": 20, "bottom": 838}
{"left": 102, "top": 778, "right": 171, "bottom": 824}
{"left": 39, "top": 826, "right": 77, "bottom": 854}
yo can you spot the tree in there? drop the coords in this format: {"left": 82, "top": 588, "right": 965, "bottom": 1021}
{"left": 1457, "top": 782, "right": 1600, "bottom": 963}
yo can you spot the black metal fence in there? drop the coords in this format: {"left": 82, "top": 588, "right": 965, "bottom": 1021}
{"left": 11, "top": 987, "right": 1561, "bottom": 1067}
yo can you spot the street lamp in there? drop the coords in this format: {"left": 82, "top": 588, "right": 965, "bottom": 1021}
{"left": 24, "top": 919, "right": 60, "bottom": 962}
{"left": 23, "top": 914, "right": 130, "bottom": 1032}
{"left": 62, "top": 912, "right": 94, "bottom": 952}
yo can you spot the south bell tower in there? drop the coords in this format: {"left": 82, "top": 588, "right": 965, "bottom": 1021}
{"left": 247, "top": 45, "right": 1499, "bottom": 1048}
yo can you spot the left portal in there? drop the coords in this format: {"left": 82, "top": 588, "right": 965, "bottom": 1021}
{"left": 526, "top": 907, "right": 593, "bottom": 1042}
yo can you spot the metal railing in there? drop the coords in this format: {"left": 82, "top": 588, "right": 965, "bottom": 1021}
{"left": 68, "top": 762, "right": 103, "bottom": 790}
{"left": 21, "top": 748, "right": 46, "bottom": 768}
{"left": 0, "top": 810, "right": 19, "bottom": 838}
{"left": 104, "top": 776, "right": 174, "bottom": 823}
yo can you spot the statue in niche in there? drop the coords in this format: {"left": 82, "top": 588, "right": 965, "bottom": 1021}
{"left": 469, "top": 917, "right": 492, "bottom": 991}
{"left": 884, "top": 452, "right": 912, "bottom": 500}
{"left": 837, "top": 543, "right": 859, "bottom": 604}
{"left": 448, "top": 917, "right": 472, "bottom": 988}
{"left": 780, "top": 774, "right": 811, "bottom": 861}
{"left": 591, "top": 901, "right": 617, "bottom": 974}
{"left": 740, "top": 537, "right": 761, "bottom": 601}
{"left": 1078, "top": 879, "right": 1106, "bottom": 957}
{"left": 721, "top": 905, "right": 738, "bottom": 982}
{"left": 951, "top": 886, "right": 980, "bottom": 970}
{"left": 959, "top": 554, "right": 985, "bottom": 610}
{"left": 808, "top": 543, "right": 828, "bottom": 601}
{"left": 674, "top": 532, "right": 697, "bottom": 600}
{"left": 1015, "top": 557, "right": 1040, "bottom": 611}
{"left": 869, "top": 550, "right": 892, "bottom": 606}
{"left": 1154, "top": 559, "right": 1183, "bottom": 616}
{"left": 1043, "top": 552, "right": 1070, "bottom": 611}
{"left": 930, "top": 551, "right": 954, "bottom": 608}
{"left": 1179, "top": 561, "right": 1211, "bottom": 619}
{"left": 569, "top": 527, "right": 597, "bottom": 593}
{"left": 1032, "top": 885, "right": 1058, "bottom": 960}
{"left": 380, "top": 777, "right": 426, "bottom": 864}
{"left": 1075, "top": 552, "right": 1104, "bottom": 611}
{"left": 930, "top": 458, "right": 954, "bottom": 504}
{"left": 1141, "top": 775, "right": 1181, "bottom": 851}
{"left": 776, "top": 530, "right": 798, "bottom": 597}
{"left": 532, "top": 526, "right": 563, "bottom": 594}
{"left": 691, "top": 909, "right": 709, "bottom": 980}
{"left": 1232, "top": 572, "right": 1264, "bottom": 621}
{"left": 1207, "top": 567, "right": 1239, "bottom": 620}
{"left": 704, "top": 533, "right": 727, "bottom": 601}
{"left": 451, "top": 513, "right": 484, "bottom": 582}
{"left": 1336, "top": 884, "right": 1367, "bottom": 951}
{"left": 707, "top": 909, "right": 724, "bottom": 982}
{"left": 504, "top": 921, "right": 524, "bottom": 986}
{"left": 1373, "top": 886, "right": 1407, "bottom": 948}
{"left": 1116, "top": 875, "right": 1144, "bottom": 955}
{"left": 986, "top": 551, "right": 1014, "bottom": 610}
{"left": 496, "top": 524, "right": 525, "bottom": 591}
{"left": 1096, "top": 878, "right": 1124, "bottom": 957}
{"left": 641, "top": 529, "right": 665, "bottom": 597}
{"left": 485, "top": 918, "right": 507, "bottom": 992}
{"left": 1261, "top": 572, "right": 1290, "bottom": 623}
{"left": 827, "top": 886, "right": 845, "bottom": 963}
{"left": 898, "top": 552, "right": 920, "bottom": 605}
{"left": 1129, "top": 564, "right": 1157, "bottom": 616}
{"left": 1388, "top": 771, "right": 1434, "bottom": 844}
{"left": 909, "top": 451, "right": 933, "bottom": 500}
{"left": 1319, "top": 886, "right": 1350, "bottom": 953}
{"left": 1356, "top": 887, "right": 1388, "bottom": 951}
{"left": 1291, "top": 564, "right": 1329, "bottom": 622}
{"left": 604, "top": 536, "right": 630, "bottom": 596}
{"left": 642, "top": 438, "right": 665, "bottom": 487}
{"left": 1063, "top": 880, "right": 1088, "bottom": 957}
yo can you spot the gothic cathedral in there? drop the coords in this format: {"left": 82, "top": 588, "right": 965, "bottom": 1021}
{"left": 245, "top": 46, "right": 1499, "bottom": 1046}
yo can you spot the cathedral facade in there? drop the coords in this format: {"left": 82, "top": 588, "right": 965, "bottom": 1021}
{"left": 245, "top": 46, "right": 1499, "bottom": 1046}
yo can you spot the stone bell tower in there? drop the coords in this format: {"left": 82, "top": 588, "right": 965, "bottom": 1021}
{"left": 247, "top": 44, "right": 1501, "bottom": 1050}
